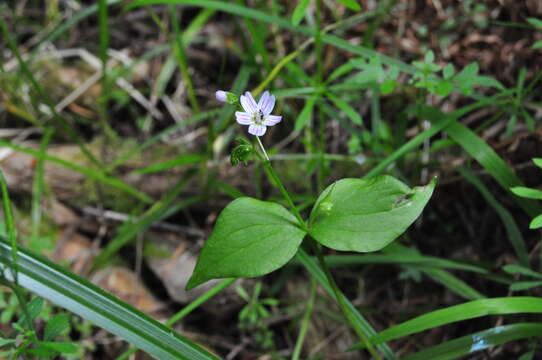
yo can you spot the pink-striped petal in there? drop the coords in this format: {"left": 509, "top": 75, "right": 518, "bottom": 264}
{"left": 263, "top": 115, "right": 281, "bottom": 126}
{"left": 259, "top": 92, "right": 275, "bottom": 116}
{"left": 235, "top": 111, "right": 253, "bottom": 125}
{"left": 248, "top": 124, "right": 267, "bottom": 136}
{"left": 240, "top": 91, "right": 258, "bottom": 113}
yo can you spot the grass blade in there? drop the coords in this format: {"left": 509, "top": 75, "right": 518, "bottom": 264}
{"left": 296, "top": 248, "right": 397, "bottom": 359}
{"left": 403, "top": 323, "right": 542, "bottom": 360}
{"left": 458, "top": 167, "right": 529, "bottom": 267}
{"left": 0, "top": 140, "right": 152, "bottom": 203}
{"left": 352, "top": 297, "right": 542, "bottom": 348}
{"left": 93, "top": 173, "right": 199, "bottom": 267}
{"left": 0, "top": 237, "right": 218, "bottom": 360}
{"left": 420, "top": 105, "right": 542, "bottom": 217}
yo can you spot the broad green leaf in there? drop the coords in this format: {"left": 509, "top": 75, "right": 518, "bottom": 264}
{"left": 327, "top": 93, "right": 363, "bottom": 125}
{"left": 44, "top": 314, "right": 71, "bottom": 341}
{"left": 309, "top": 176, "right": 436, "bottom": 252}
{"left": 511, "top": 186, "right": 542, "bottom": 200}
{"left": 530, "top": 214, "right": 542, "bottom": 229}
{"left": 352, "top": 297, "right": 542, "bottom": 348}
{"left": 403, "top": 323, "right": 542, "bottom": 360}
{"left": 294, "top": 96, "right": 317, "bottom": 131}
{"left": 533, "top": 40, "right": 542, "bottom": 49}
{"left": 534, "top": 158, "right": 542, "bottom": 168}
{"left": 186, "top": 198, "right": 306, "bottom": 290}
{"left": 291, "top": 0, "right": 310, "bottom": 26}
{"left": 0, "top": 237, "right": 217, "bottom": 360}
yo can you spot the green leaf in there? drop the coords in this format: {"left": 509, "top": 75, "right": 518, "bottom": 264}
{"left": 473, "top": 75, "right": 505, "bottom": 89}
{"left": 530, "top": 214, "right": 542, "bottom": 229}
{"left": 403, "top": 323, "right": 542, "bottom": 360}
{"left": 35, "top": 341, "right": 78, "bottom": 354}
{"left": 0, "top": 237, "right": 217, "bottom": 360}
{"left": 510, "top": 281, "right": 542, "bottom": 292}
{"left": 379, "top": 80, "right": 396, "bottom": 95}
{"left": 511, "top": 186, "right": 542, "bottom": 200}
{"left": 291, "top": 0, "right": 310, "bottom": 26}
{"left": 186, "top": 198, "right": 306, "bottom": 290}
{"left": 533, "top": 158, "right": 542, "bottom": 168}
{"left": 435, "top": 81, "right": 454, "bottom": 97}
{"left": 503, "top": 264, "right": 542, "bottom": 280}
{"left": 0, "top": 338, "right": 16, "bottom": 347}
{"left": 294, "top": 96, "right": 317, "bottom": 132}
{"left": 44, "top": 314, "right": 71, "bottom": 341}
{"left": 533, "top": 40, "right": 542, "bottom": 49}
{"left": 327, "top": 93, "right": 363, "bottom": 125}
{"left": 352, "top": 297, "right": 542, "bottom": 348}
{"left": 527, "top": 17, "right": 542, "bottom": 30}
{"left": 443, "top": 64, "right": 455, "bottom": 79}
{"left": 309, "top": 176, "right": 436, "bottom": 252}
{"left": 17, "top": 297, "right": 44, "bottom": 328}
{"left": 336, "top": 0, "right": 361, "bottom": 11}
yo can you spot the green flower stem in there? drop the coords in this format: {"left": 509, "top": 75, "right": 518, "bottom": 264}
{"left": 254, "top": 138, "right": 382, "bottom": 359}
{"left": 255, "top": 137, "right": 306, "bottom": 228}
{"left": 310, "top": 241, "right": 382, "bottom": 360}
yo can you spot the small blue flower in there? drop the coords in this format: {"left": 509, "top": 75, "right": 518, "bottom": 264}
{"left": 235, "top": 91, "right": 282, "bottom": 136}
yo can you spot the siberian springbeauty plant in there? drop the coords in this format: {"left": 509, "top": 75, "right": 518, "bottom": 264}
{"left": 188, "top": 89, "right": 436, "bottom": 356}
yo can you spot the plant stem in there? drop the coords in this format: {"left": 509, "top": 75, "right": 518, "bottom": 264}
{"left": 311, "top": 241, "right": 382, "bottom": 360}
{"left": 255, "top": 139, "right": 380, "bottom": 358}
{"left": 255, "top": 137, "right": 306, "bottom": 227}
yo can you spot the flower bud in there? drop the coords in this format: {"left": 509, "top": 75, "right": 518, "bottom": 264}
{"left": 215, "top": 90, "right": 238, "bottom": 104}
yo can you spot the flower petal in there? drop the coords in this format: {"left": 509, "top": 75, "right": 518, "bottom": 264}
{"left": 263, "top": 115, "right": 282, "bottom": 126}
{"left": 215, "top": 90, "right": 227, "bottom": 102}
{"left": 240, "top": 91, "right": 258, "bottom": 113}
{"left": 235, "top": 111, "right": 253, "bottom": 125}
{"left": 259, "top": 92, "right": 275, "bottom": 116}
{"left": 248, "top": 124, "right": 267, "bottom": 136}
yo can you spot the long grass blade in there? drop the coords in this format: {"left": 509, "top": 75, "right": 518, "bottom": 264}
{"left": 420, "top": 105, "right": 542, "bottom": 217}
{"left": 403, "top": 323, "right": 542, "bottom": 360}
{"left": 458, "top": 167, "right": 529, "bottom": 267}
{"left": 296, "top": 248, "right": 397, "bottom": 359}
{"left": 0, "top": 140, "right": 152, "bottom": 203}
{"left": 0, "top": 237, "right": 218, "bottom": 360}
{"left": 93, "top": 173, "right": 199, "bottom": 267}
{"left": 352, "top": 297, "right": 542, "bottom": 348}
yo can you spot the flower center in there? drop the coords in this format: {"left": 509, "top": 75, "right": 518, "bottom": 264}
{"left": 252, "top": 110, "right": 264, "bottom": 125}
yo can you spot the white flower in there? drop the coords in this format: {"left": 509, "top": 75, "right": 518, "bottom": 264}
{"left": 235, "top": 91, "right": 282, "bottom": 136}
